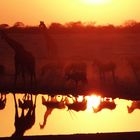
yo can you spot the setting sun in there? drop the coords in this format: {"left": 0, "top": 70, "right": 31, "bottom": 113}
{"left": 82, "top": 0, "right": 111, "bottom": 5}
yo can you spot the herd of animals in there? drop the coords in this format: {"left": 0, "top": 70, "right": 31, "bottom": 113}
{"left": 0, "top": 30, "right": 140, "bottom": 90}
{"left": 0, "top": 28, "right": 140, "bottom": 88}
{"left": 0, "top": 92, "right": 140, "bottom": 137}
{"left": 1, "top": 22, "right": 140, "bottom": 138}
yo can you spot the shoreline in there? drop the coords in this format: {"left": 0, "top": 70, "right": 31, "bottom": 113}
{"left": 1, "top": 132, "right": 140, "bottom": 140}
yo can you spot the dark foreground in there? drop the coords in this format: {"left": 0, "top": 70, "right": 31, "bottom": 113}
{"left": 1, "top": 132, "right": 140, "bottom": 140}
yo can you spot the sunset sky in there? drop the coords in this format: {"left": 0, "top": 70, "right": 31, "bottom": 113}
{"left": 1, "top": 0, "right": 140, "bottom": 138}
{"left": 0, "top": 0, "right": 140, "bottom": 26}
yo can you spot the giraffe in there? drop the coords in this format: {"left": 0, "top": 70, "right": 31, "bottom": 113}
{"left": 0, "top": 64, "right": 5, "bottom": 87}
{"left": 0, "top": 30, "right": 36, "bottom": 87}
{"left": 39, "top": 21, "right": 58, "bottom": 59}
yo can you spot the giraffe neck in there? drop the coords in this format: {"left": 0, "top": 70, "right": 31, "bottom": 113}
{"left": 3, "top": 34, "right": 24, "bottom": 53}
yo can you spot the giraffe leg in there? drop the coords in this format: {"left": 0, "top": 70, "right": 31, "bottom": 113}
{"left": 30, "top": 71, "right": 37, "bottom": 88}
{"left": 22, "top": 71, "right": 25, "bottom": 87}
{"left": 30, "top": 74, "right": 33, "bottom": 88}
{"left": 75, "top": 80, "right": 78, "bottom": 90}
{"left": 14, "top": 72, "right": 18, "bottom": 87}
{"left": 102, "top": 72, "right": 106, "bottom": 83}
{"left": 112, "top": 70, "right": 116, "bottom": 84}
{"left": 99, "top": 71, "right": 102, "bottom": 82}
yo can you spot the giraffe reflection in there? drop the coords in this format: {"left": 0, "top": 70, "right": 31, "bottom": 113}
{"left": 0, "top": 93, "right": 6, "bottom": 110}
{"left": 127, "top": 100, "right": 140, "bottom": 113}
{"left": 40, "top": 95, "right": 66, "bottom": 129}
{"left": 93, "top": 98, "right": 116, "bottom": 113}
{"left": 12, "top": 93, "right": 37, "bottom": 137}
{"left": 65, "top": 95, "right": 87, "bottom": 112}
{"left": 18, "top": 93, "right": 33, "bottom": 110}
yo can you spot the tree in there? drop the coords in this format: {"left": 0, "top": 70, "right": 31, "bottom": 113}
{"left": 0, "top": 24, "right": 9, "bottom": 29}
{"left": 13, "top": 22, "right": 25, "bottom": 28}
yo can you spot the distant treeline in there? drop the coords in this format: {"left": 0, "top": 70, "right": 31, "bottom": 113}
{"left": 1, "top": 20, "right": 140, "bottom": 34}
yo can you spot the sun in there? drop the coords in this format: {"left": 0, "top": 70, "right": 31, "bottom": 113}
{"left": 82, "top": 0, "right": 111, "bottom": 5}
{"left": 86, "top": 95, "right": 101, "bottom": 111}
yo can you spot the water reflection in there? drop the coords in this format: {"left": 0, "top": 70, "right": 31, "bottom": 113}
{"left": 65, "top": 95, "right": 87, "bottom": 112}
{"left": 0, "top": 93, "right": 6, "bottom": 110}
{"left": 40, "top": 95, "right": 66, "bottom": 129}
{"left": 12, "top": 93, "right": 37, "bottom": 137}
{"left": 1, "top": 93, "right": 140, "bottom": 137}
{"left": 127, "top": 100, "right": 140, "bottom": 113}
{"left": 93, "top": 98, "right": 116, "bottom": 113}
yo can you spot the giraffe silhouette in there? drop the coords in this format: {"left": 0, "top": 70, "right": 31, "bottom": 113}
{"left": 0, "top": 30, "right": 36, "bottom": 87}
{"left": 12, "top": 93, "right": 37, "bottom": 137}
{"left": 0, "top": 64, "right": 5, "bottom": 87}
{"left": 39, "top": 21, "right": 58, "bottom": 59}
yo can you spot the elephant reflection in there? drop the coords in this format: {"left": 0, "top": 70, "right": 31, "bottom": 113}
{"left": 93, "top": 98, "right": 116, "bottom": 113}
{"left": 65, "top": 95, "right": 87, "bottom": 112}
{"left": 12, "top": 93, "right": 37, "bottom": 137}
{"left": 127, "top": 100, "right": 140, "bottom": 113}
{"left": 0, "top": 93, "right": 6, "bottom": 110}
{"left": 40, "top": 95, "right": 66, "bottom": 129}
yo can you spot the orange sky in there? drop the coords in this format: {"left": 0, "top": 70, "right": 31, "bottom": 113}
{"left": 0, "top": 0, "right": 140, "bottom": 26}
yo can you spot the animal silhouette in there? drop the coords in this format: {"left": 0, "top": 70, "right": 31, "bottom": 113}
{"left": 93, "top": 59, "right": 116, "bottom": 83}
{"left": 0, "top": 65, "right": 5, "bottom": 86}
{"left": 127, "top": 58, "right": 140, "bottom": 83}
{"left": 0, "top": 30, "right": 36, "bottom": 87}
{"left": 65, "top": 95, "right": 87, "bottom": 112}
{"left": 0, "top": 65, "right": 5, "bottom": 76}
{"left": 40, "top": 95, "right": 66, "bottom": 129}
{"left": 64, "top": 62, "right": 87, "bottom": 89}
{"left": 0, "top": 93, "right": 6, "bottom": 110}
{"left": 93, "top": 98, "right": 116, "bottom": 113}
{"left": 18, "top": 93, "right": 33, "bottom": 110}
{"left": 39, "top": 21, "right": 58, "bottom": 59}
{"left": 12, "top": 93, "right": 37, "bottom": 137}
{"left": 127, "top": 100, "right": 140, "bottom": 113}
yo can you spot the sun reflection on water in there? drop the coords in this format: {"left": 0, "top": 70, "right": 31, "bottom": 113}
{"left": 86, "top": 94, "right": 101, "bottom": 111}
